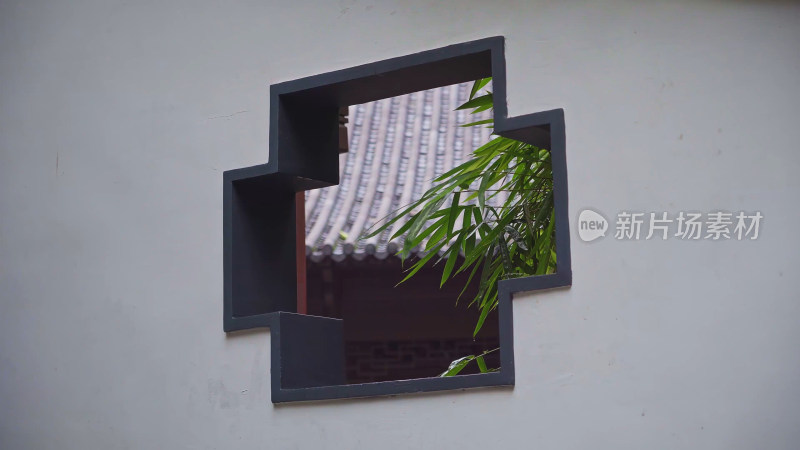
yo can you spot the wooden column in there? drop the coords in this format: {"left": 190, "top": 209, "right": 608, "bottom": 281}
{"left": 295, "top": 192, "right": 307, "bottom": 314}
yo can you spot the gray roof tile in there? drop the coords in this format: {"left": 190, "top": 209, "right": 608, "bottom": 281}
{"left": 305, "top": 83, "right": 498, "bottom": 261}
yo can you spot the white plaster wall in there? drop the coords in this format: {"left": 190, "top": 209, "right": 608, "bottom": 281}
{"left": 1, "top": 1, "right": 798, "bottom": 448}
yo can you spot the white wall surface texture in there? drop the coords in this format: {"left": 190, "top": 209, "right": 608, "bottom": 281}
{"left": 1, "top": 1, "right": 798, "bottom": 449}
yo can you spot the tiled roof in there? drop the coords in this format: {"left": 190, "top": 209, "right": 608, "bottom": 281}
{"left": 305, "top": 83, "right": 496, "bottom": 262}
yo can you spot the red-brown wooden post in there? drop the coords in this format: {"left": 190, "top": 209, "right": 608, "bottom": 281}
{"left": 295, "top": 192, "right": 307, "bottom": 314}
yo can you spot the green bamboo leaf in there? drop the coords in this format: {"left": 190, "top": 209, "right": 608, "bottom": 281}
{"left": 522, "top": 201, "right": 535, "bottom": 236}
{"left": 470, "top": 104, "right": 492, "bottom": 114}
{"left": 472, "top": 136, "right": 511, "bottom": 156}
{"left": 498, "top": 235, "right": 513, "bottom": 275}
{"left": 505, "top": 225, "right": 528, "bottom": 251}
{"left": 362, "top": 185, "right": 448, "bottom": 239}
{"left": 468, "top": 77, "right": 491, "bottom": 100}
{"left": 472, "top": 207, "right": 484, "bottom": 237}
{"left": 402, "top": 215, "right": 447, "bottom": 256}
{"left": 372, "top": 81, "right": 557, "bottom": 347}
{"left": 440, "top": 243, "right": 461, "bottom": 288}
{"left": 460, "top": 208, "right": 476, "bottom": 256}
{"left": 405, "top": 195, "right": 447, "bottom": 244}
{"left": 396, "top": 241, "right": 447, "bottom": 285}
{"left": 447, "top": 191, "right": 461, "bottom": 237}
{"left": 473, "top": 300, "right": 493, "bottom": 337}
{"left": 458, "top": 212, "right": 515, "bottom": 273}
{"left": 535, "top": 211, "right": 556, "bottom": 275}
{"left": 470, "top": 243, "right": 495, "bottom": 306}
{"left": 460, "top": 119, "right": 494, "bottom": 128}
{"left": 457, "top": 257, "right": 482, "bottom": 304}
{"left": 477, "top": 184, "right": 487, "bottom": 216}
{"left": 432, "top": 154, "right": 488, "bottom": 183}
{"left": 389, "top": 211, "right": 420, "bottom": 240}
{"left": 476, "top": 355, "right": 488, "bottom": 373}
{"left": 533, "top": 193, "right": 553, "bottom": 226}
{"left": 361, "top": 201, "right": 418, "bottom": 239}
{"left": 427, "top": 221, "right": 449, "bottom": 251}
{"left": 482, "top": 264, "right": 502, "bottom": 308}
{"left": 439, "top": 355, "right": 474, "bottom": 377}
{"left": 456, "top": 93, "right": 493, "bottom": 111}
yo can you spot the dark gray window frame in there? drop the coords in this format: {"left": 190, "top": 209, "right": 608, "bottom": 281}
{"left": 223, "top": 36, "right": 572, "bottom": 403}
